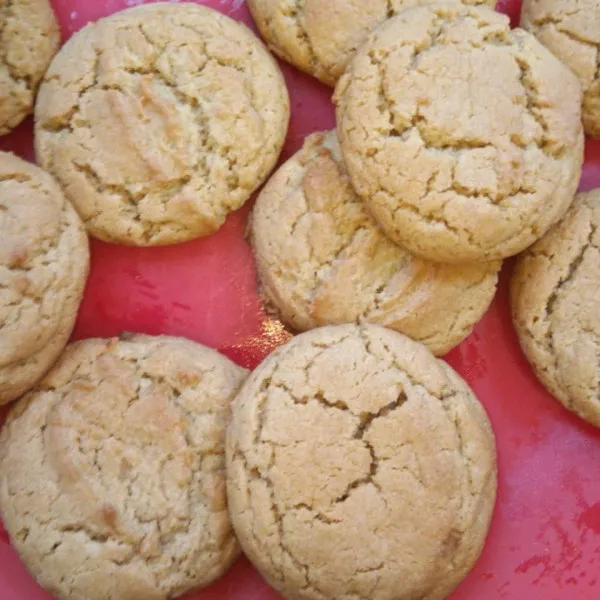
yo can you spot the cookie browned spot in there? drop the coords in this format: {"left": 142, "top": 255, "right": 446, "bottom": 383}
{"left": 251, "top": 130, "right": 500, "bottom": 356}
{"left": 35, "top": 2, "right": 290, "bottom": 246}
{"left": 227, "top": 324, "right": 497, "bottom": 600}
{"left": 247, "top": 0, "right": 497, "bottom": 86}
{"left": 0, "top": 335, "right": 249, "bottom": 600}
{"left": 336, "top": 3, "right": 584, "bottom": 263}
{"left": 0, "top": 0, "right": 59, "bottom": 135}
{"left": 511, "top": 189, "right": 600, "bottom": 427}
{"left": 0, "top": 151, "right": 89, "bottom": 405}
{"left": 521, "top": 0, "right": 600, "bottom": 138}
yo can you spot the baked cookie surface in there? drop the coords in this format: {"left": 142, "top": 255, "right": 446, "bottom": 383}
{"left": 247, "top": 0, "right": 497, "bottom": 86}
{"left": 336, "top": 3, "right": 584, "bottom": 263}
{"left": 0, "top": 335, "right": 248, "bottom": 600}
{"left": 512, "top": 189, "right": 600, "bottom": 427}
{"left": 252, "top": 131, "right": 500, "bottom": 356}
{"left": 0, "top": 152, "right": 89, "bottom": 405}
{"left": 35, "top": 2, "right": 290, "bottom": 246}
{"left": 0, "top": 0, "right": 59, "bottom": 135}
{"left": 227, "top": 324, "right": 497, "bottom": 600}
{"left": 521, "top": 0, "right": 600, "bottom": 138}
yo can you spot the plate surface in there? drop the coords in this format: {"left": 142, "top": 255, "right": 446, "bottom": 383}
{"left": 1, "top": 1, "right": 600, "bottom": 599}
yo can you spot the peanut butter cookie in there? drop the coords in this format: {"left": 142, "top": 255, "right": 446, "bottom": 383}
{"left": 35, "top": 2, "right": 290, "bottom": 246}
{"left": 251, "top": 131, "right": 500, "bottom": 356}
{"left": 512, "top": 189, "right": 600, "bottom": 427}
{"left": 521, "top": 0, "right": 600, "bottom": 138}
{"left": 0, "top": 335, "right": 248, "bottom": 600}
{"left": 0, "top": 0, "right": 59, "bottom": 135}
{"left": 227, "top": 324, "right": 497, "bottom": 600}
{"left": 247, "top": 0, "right": 497, "bottom": 86}
{"left": 0, "top": 151, "right": 89, "bottom": 405}
{"left": 336, "top": 3, "right": 584, "bottom": 263}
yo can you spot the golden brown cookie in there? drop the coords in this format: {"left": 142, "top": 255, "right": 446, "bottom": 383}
{"left": 336, "top": 3, "right": 584, "bottom": 264}
{"left": 35, "top": 2, "right": 290, "bottom": 246}
{"left": 247, "top": 0, "right": 497, "bottom": 86}
{"left": 511, "top": 189, "right": 600, "bottom": 427}
{"left": 0, "top": 335, "right": 249, "bottom": 600}
{"left": 227, "top": 324, "right": 497, "bottom": 600}
{"left": 521, "top": 0, "right": 600, "bottom": 138}
{"left": 0, "top": 152, "right": 89, "bottom": 405}
{"left": 251, "top": 131, "right": 500, "bottom": 356}
{"left": 0, "top": 0, "right": 60, "bottom": 135}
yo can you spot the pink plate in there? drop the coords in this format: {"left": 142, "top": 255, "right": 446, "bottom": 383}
{"left": 2, "top": 1, "right": 600, "bottom": 599}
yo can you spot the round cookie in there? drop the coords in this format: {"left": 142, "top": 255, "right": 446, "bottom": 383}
{"left": 0, "top": 152, "right": 89, "bottom": 405}
{"left": 521, "top": 0, "right": 600, "bottom": 138}
{"left": 0, "top": 335, "right": 249, "bottom": 600}
{"left": 511, "top": 189, "right": 600, "bottom": 427}
{"left": 336, "top": 3, "right": 584, "bottom": 264}
{"left": 252, "top": 131, "right": 500, "bottom": 356}
{"left": 35, "top": 2, "right": 290, "bottom": 246}
{"left": 247, "top": 0, "right": 497, "bottom": 86}
{"left": 0, "top": 0, "right": 60, "bottom": 135}
{"left": 227, "top": 324, "right": 497, "bottom": 600}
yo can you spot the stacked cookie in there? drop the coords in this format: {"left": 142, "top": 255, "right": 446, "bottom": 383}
{"left": 250, "top": 2, "right": 584, "bottom": 358}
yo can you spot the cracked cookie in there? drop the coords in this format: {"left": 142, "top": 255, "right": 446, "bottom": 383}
{"left": 227, "top": 324, "right": 497, "bottom": 600}
{"left": 511, "top": 189, "right": 600, "bottom": 427}
{"left": 521, "top": 0, "right": 600, "bottom": 138}
{"left": 0, "top": 0, "right": 60, "bottom": 135}
{"left": 251, "top": 130, "right": 500, "bottom": 356}
{"left": 247, "top": 0, "right": 497, "bottom": 87}
{"left": 336, "top": 3, "right": 584, "bottom": 264}
{"left": 34, "top": 2, "right": 290, "bottom": 246}
{"left": 0, "top": 151, "right": 89, "bottom": 405}
{"left": 0, "top": 335, "right": 249, "bottom": 600}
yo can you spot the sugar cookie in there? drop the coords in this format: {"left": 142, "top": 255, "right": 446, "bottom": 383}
{"left": 512, "top": 189, "right": 600, "bottom": 427}
{"left": 35, "top": 3, "right": 290, "bottom": 246}
{"left": 336, "top": 3, "right": 584, "bottom": 263}
{"left": 227, "top": 324, "right": 497, "bottom": 600}
{"left": 0, "top": 335, "right": 248, "bottom": 600}
{"left": 0, "top": 152, "right": 89, "bottom": 405}
{"left": 252, "top": 131, "right": 500, "bottom": 355}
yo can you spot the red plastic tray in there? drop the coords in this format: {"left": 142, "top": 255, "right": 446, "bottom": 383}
{"left": 2, "top": 1, "right": 600, "bottom": 599}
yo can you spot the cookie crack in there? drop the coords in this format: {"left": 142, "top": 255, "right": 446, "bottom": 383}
{"left": 540, "top": 221, "right": 598, "bottom": 402}
{"left": 515, "top": 52, "right": 564, "bottom": 159}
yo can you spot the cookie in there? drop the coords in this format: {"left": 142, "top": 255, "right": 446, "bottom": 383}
{"left": 247, "top": 0, "right": 497, "bottom": 86}
{"left": 227, "top": 324, "right": 497, "bottom": 600}
{"left": 252, "top": 131, "right": 500, "bottom": 356}
{"left": 521, "top": 0, "right": 600, "bottom": 138}
{"left": 336, "top": 3, "right": 584, "bottom": 264}
{"left": 511, "top": 190, "right": 600, "bottom": 427}
{"left": 0, "top": 152, "right": 89, "bottom": 405}
{"left": 0, "top": 335, "right": 248, "bottom": 600}
{"left": 0, "top": 0, "right": 60, "bottom": 135}
{"left": 35, "top": 3, "right": 290, "bottom": 247}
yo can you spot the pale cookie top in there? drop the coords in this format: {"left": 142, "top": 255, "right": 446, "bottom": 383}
{"left": 336, "top": 3, "right": 584, "bottom": 264}
{"left": 521, "top": 0, "right": 600, "bottom": 138}
{"left": 227, "top": 325, "right": 497, "bottom": 600}
{"left": 0, "top": 335, "right": 248, "bottom": 600}
{"left": 247, "top": 0, "right": 497, "bottom": 86}
{"left": 512, "top": 190, "right": 600, "bottom": 428}
{"left": 0, "top": 0, "right": 60, "bottom": 135}
{"left": 252, "top": 131, "right": 500, "bottom": 356}
{"left": 0, "top": 152, "right": 89, "bottom": 405}
{"left": 35, "top": 2, "right": 290, "bottom": 246}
